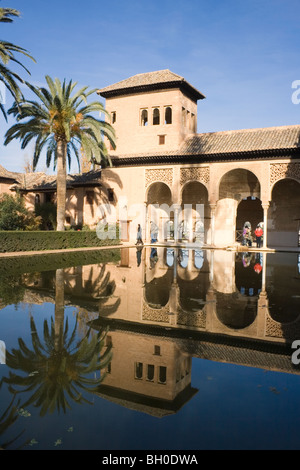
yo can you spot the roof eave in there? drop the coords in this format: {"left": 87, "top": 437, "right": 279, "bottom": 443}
{"left": 109, "top": 147, "right": 300, "bottom": 167}
{"left": 98, "top": 81, "right": 205, "bottom": 102}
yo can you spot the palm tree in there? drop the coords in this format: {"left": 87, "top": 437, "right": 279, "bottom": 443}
{"left": 0, "top": 6, "right": 35, "bottom": 119}
{"left": 4, "top": 76, "right": 116, "bottom": 230}
{"left": 0, "top": 269, "right": 113, "bottom": 416}
{"left": 0, "top": 315, "right": 113, "bottom": 416}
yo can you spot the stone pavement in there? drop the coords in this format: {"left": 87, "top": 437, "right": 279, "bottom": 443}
{"left": 0, "top": 241, "right": 299, "bottom": 258}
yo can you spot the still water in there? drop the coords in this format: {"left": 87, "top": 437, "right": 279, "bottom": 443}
{"left": 1, "top": 246, "right": 300, "bottom": 450}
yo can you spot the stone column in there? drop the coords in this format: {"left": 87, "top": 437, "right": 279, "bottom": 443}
{"left": 209, "top": 249, "right": 214, "bottom": 284}
{"left": 209, "top": 203, "right": 217, "bottom": 246}
{"left": 262, "top": 203, "right": 269, "bottom": 249}
{"left": 173, "top": 204, "right": 181, "bottom": 244}
{"left": 144, "top": 202, "right": 148, "bottom": 243}
{"left": 262, "top": 251, "right": 267, "bottom": 291}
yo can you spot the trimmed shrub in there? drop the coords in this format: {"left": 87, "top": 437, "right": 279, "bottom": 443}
{"left": 0, "top": 249, "right": 121, "bottom": 276}
{"left": 0, "top": 230, "right": 120, "bottom": 253}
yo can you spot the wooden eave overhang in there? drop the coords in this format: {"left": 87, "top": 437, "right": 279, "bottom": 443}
{"left": 110, "top": 147, "right": 300, "bottom": 167}
{"left": 16, "top": 181, "right": 102, "bottom": 193}
{"left": 98, "top": 80, "right": 205, "bottom": 103}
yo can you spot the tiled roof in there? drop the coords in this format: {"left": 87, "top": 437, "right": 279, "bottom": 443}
{"left": 98, "top": 69, "right": 205, "bottom": 100}
{"left": 0, "top": 164, "right": 20, "bottom": 180}
{"left": 110, "top": 125, "right": 300, "bottom": 163}
{"left": 180, "top": 125, "right": 300, "bottom": 155}
{"left": 12, "top": 169, "right": 102, "bottom": 191}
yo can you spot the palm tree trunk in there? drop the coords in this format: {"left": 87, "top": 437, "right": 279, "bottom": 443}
{"left": 54, "top": 268, "right": 65, "bottom": 351}
{"left": 56, "top": 139, "right": 67, "bottom": 231}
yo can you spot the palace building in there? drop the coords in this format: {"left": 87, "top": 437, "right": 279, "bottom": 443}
{"left": 97, "top": 69, "right": 300, "bottom": 249}
{"left": 1, "top": 69, "right": 300, "bottom": 248}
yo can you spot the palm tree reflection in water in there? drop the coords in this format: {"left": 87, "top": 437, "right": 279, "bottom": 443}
{"left": 0, "top": 395, "right": 29, "bottom": 450}
{"left": 0, "top": 269, "right": 113, "bottom": 417}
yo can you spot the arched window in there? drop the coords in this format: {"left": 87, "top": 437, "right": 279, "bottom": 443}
{"left": 153, "top": 108, "right": 160, "bottom": 125}
{"left": 141, "top": 109, "right": 148, "bottom": 126}
{"left": 147, "top": 364, "right": 155, "bottom": 381}
{"left": 191, "top": 113, "right": 195, "bottom": 131}
{"left": 135, "top": 362, "right": 143, "bottom": 379}
{"left": 182, "top": 107, "right": 186, "bottom": 127}
{"left": 159, "top": 366, "right": 167, "bottom": 384}
{"left": 165, "top": 106, "right": 172, "bottom": 124}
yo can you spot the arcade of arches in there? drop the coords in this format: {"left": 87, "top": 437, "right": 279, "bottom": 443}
{"left": 143, "top": 163, "right": 300, "bottom": 249}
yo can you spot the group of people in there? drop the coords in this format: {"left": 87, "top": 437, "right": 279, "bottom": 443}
{"left": 137, "top": 221, "right": 264, "bottom": 249}
{"left": 242, "top": 222, "right": 263, "bottom": 248}
{"left": 135, "top": 221, "right": 159, "bottom": 246}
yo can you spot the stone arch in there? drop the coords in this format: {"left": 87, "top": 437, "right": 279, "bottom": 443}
{"left": 219, "top": 168, "right": 261, "bottom": 201}
{"left": 215, "top": 169, "right": 261, "bottom": 246}
{"left": 180, "top": 180, "right": 209, "bottom": 243}
{"left": 146, "top": 181, "right": 173, "bottom": 242}
{"left": 236, "top": 197, "right": 263, "bottom": 243}
{"left": 268, "top": 178, "right": 300, "bottom": 247}
{"left": 265, "top": 252, "right": 300, "bottom": 340}
{"left": 144, "top": 269, "right": 173, "bottom": 309}
{"left": 146, "top": 181, "right": 172, "bottom": 205}
{"left": 215, "top": 291, "right": 258, "bottom": 330}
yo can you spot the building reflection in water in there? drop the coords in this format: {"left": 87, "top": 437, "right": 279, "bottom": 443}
{"left": 18, "top": 247, "right": 300, "bottom": 417}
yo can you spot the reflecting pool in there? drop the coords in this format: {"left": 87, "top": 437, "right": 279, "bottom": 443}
{"left": 1, "top": 247, "right": 300, "bottom": 450}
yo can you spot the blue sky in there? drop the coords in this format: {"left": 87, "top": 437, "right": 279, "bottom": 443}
{"left": 0, "top": 0, "right": 299, "bottom": 173}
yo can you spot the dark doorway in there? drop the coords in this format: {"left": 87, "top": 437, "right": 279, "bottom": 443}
{"left": 236, "top": 197, "right": 263, "bottom": 242}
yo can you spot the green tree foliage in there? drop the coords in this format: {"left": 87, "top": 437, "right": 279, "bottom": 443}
{"left": 4, "top": 76, "right": 116, "bottom": 230}
{"left": 0, "top": 6, "right": 35, "bottom": 119}
{"left": 34, "top": 201, "right": 57, "bottom": 230}
{"left": 0, "top": 193, "right": 41, "bottom": 230}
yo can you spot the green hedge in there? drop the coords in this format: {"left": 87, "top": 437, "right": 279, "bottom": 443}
{"left": 0, "top": 230, "right": 120, "bottom": 253}
{"left": 0, "top": 249, "right": 121, "bottom": 276}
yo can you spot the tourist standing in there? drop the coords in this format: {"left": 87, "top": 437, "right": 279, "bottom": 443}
{"left": 136, "top": 224, "right": 143, "bottom": 245}
{"left": 254, "top": 224, "right": 263, "bottom": 248}
{"left": 243, "top": 224, "right": 252, "bottom": 247}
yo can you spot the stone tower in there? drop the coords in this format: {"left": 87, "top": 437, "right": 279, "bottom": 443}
{"left": 97, "top": 69, "right": 206, "bottom": 156}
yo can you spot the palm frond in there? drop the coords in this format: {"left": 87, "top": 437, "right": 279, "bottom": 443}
{"left": 0, "top": 7, "right": 20, "bottom": 23}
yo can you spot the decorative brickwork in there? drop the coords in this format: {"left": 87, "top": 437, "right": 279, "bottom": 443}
{"left": 142, "top": 301, "right": 170, "bottom": 323}
{"left": 266, "top": 314, "right": 300, "bottom": 339}
{"left": 145, "top": 168, "right": 173, "bottom": 188}
{"left": 270, "top": 163, "right": 300, "bottom": 186}
{"left": 177, "top": 307, "right": 207, "bottom": 328}
{"left": 180, "top": 167, "right": 210, "bottom": 186}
